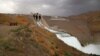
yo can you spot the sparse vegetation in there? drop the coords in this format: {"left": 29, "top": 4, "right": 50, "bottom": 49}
{"left": 55, "top": 46, "right": 58, "bottom": 49}
{"left": 0, "top": 39, "right": 17, "bottom": 52}
{"left": 11, "top": 25, "right": 27, "bottom": 32}
{"left": 64, "top": 51, "right": 72, "bottom": 56}
{"left": 11, "top": 25, "right": 32, "bottom": 37}
{"left": 0, "top": 34, "right": 2, "bottom": 38}
{"left": 1, "top": 43, "right": 17, "bottom": 51}
{"left": 54, "top": 52, "right": 59, "bottom": 56}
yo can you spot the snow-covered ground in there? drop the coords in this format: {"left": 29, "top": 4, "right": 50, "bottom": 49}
{"left": 37, "top": 21, "right": 100, "bottom": 55}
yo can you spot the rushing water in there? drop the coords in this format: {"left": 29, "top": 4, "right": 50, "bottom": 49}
{"left": 37, "top": 21, "right": 100, "bottom": 55}
{"left": 45, "top": 27, "right": 100, "bottom": 55}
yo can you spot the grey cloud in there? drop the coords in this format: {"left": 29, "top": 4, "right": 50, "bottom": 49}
{"left": 0, "top": 0, "right": 100, "bottom": 16}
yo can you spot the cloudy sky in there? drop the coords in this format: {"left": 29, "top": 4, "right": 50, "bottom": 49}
{"left": 0, "top": 0, "right": 100, "bottom": 16}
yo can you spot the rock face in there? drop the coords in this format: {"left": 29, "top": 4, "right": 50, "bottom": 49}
{"left": 0, "top": 13, "right": 89, "bottom": 56}
{"left": 43, "top": 11, "right": 100, "bottom": 45}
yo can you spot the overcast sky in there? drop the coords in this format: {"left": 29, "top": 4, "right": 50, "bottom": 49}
{"left": 0, "top": 0, "right": 100, "bottom": 16}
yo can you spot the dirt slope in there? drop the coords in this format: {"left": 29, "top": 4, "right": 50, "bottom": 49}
{"left": 43, "top": 11, "right": 100, "bottom": 45}
{"left": 0, "top": 13, "right": 89, "bottom": 56}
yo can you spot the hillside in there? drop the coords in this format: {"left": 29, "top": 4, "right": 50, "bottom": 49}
{"left": 0, "top": 14, "right": 89, "bottom": 56}
{"left": 43, "top": 11, "right": 100, "bottom": 45}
